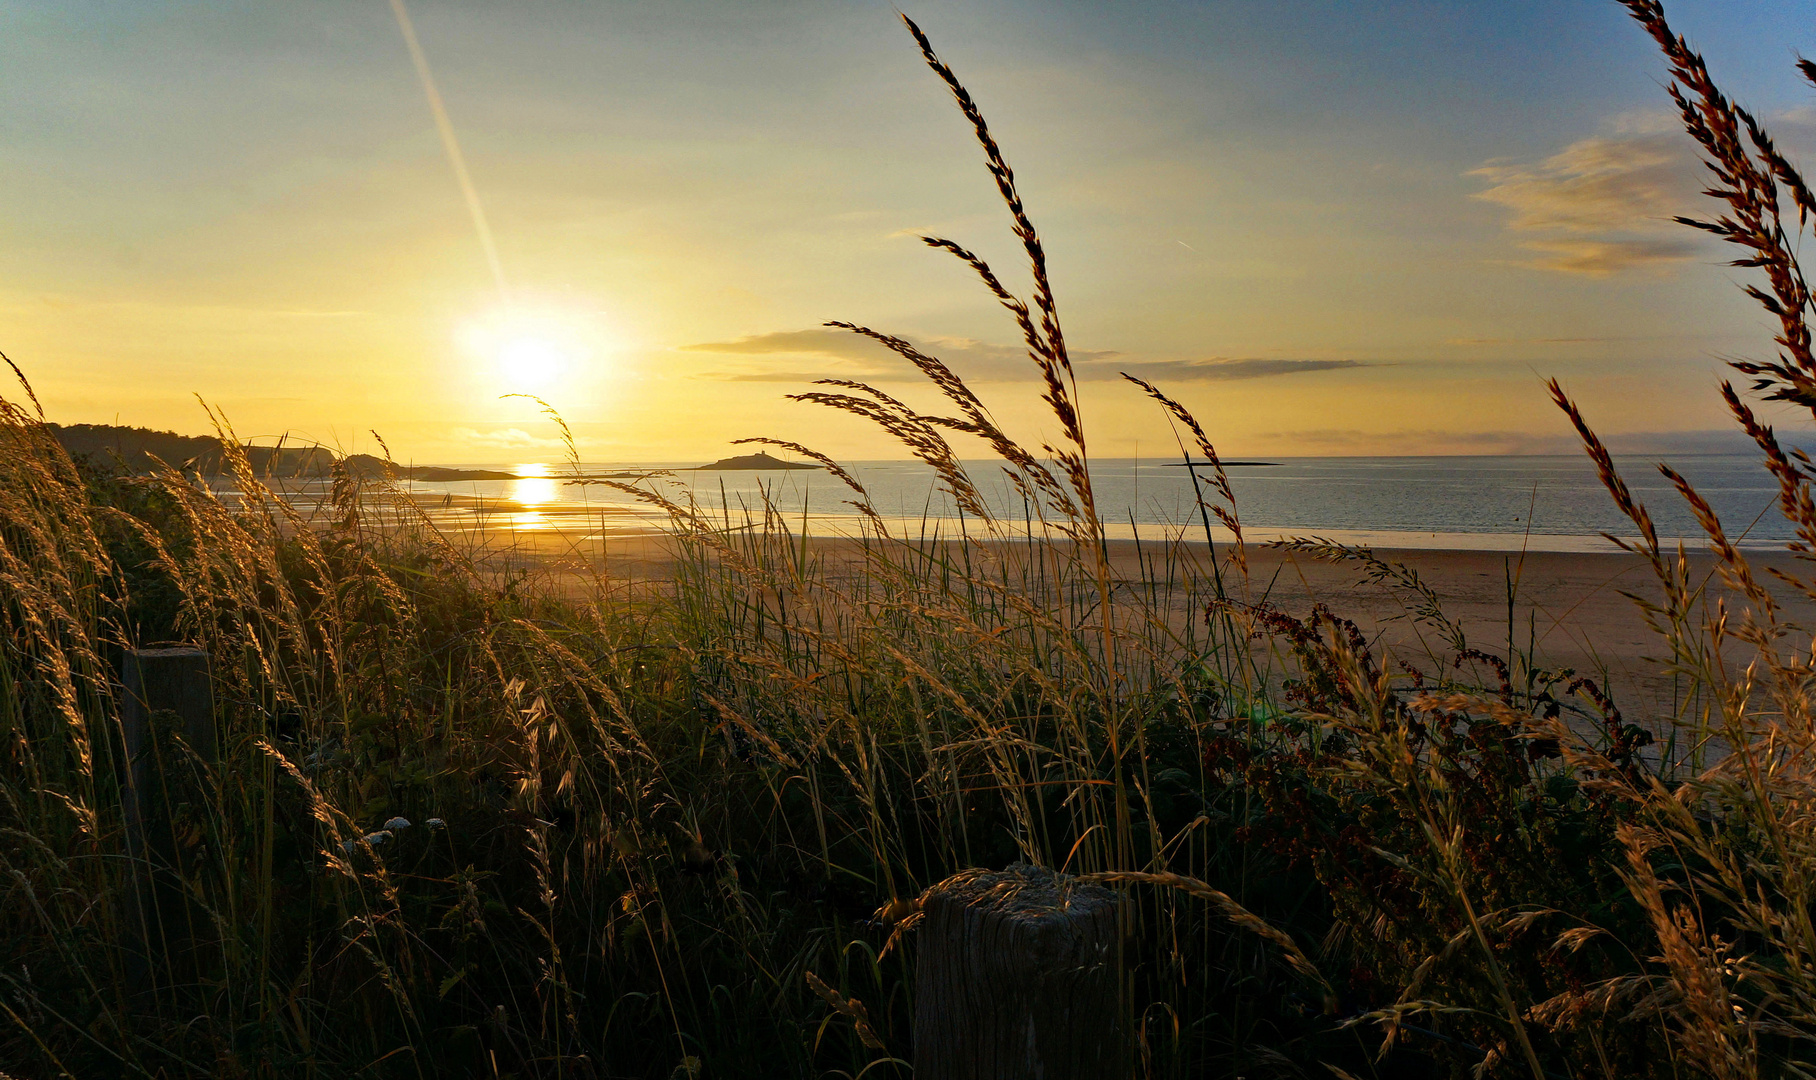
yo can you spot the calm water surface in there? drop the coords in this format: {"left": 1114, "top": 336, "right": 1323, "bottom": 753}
{"left": 364, "top": 454, "right": 1790, "bottom": 553}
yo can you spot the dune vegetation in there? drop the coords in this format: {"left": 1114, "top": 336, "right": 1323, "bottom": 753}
{"left": 4, "top": 2, "right": 1816, "bottom": 1077}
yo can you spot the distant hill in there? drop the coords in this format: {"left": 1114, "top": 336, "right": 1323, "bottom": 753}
{"left": 50, "top": 424, "right": 575, "bottom": 482}
{"left": 51, "top": 425, "right": 824, "bottom": 479}
{"left": 692, "top": 451, "right": 820, "bottom": 471}
{"left": 51, "top": 423, "right": 335, "bottom": 477}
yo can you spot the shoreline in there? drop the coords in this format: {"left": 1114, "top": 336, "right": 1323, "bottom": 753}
{"left": 338, "top": 482, "right": 1727, "bottom": 555}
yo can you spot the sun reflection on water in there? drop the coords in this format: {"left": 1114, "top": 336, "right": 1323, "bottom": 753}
{"left": 512, "top": 475, "right": 560, "bottom": 507}
{"left": 506, "top": 464, "right": 560, "bottom": 529}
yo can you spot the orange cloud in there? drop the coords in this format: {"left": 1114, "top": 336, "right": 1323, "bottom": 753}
{"left": 1470, "top": 126, "right": 1706, "bottom": 277}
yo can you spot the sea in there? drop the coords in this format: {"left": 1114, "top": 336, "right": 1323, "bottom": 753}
{"left": 359, "top": 453, "right": 1796, "bottom": 554}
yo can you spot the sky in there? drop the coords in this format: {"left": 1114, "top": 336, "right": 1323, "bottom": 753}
{"left": 4, "top": 0, "right": 1816, "bottom": 463}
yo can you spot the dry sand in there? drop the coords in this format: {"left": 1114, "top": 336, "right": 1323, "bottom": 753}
{"left": 1228, "top": 545, "right": 1780, "bottom": 717}
{"left": 456, "top": 522, "right": 1812, "bottom": 720}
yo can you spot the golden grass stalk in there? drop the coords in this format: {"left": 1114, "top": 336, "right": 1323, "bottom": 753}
{"left": 1506, "top": 10, "right": 1816, "bottom": 1072}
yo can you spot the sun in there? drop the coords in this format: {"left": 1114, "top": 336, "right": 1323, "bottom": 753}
{"left": 458, "top": 305, "right": 609, "bottom": 397}
{"left": 497, "top": 334, "right": 569, "bottom": 391}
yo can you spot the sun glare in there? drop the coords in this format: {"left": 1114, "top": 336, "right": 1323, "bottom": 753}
{"left": 512, "top": 464, "right": 559, "bottom": 508}
{"left": 512, "top": 476, "right": 559, "bottom": 507}
{"left": 498, "top": 335, "right": 569, "bottom": 391}
{"left": 459, "top": 305, "right": 615, "bottom": 398}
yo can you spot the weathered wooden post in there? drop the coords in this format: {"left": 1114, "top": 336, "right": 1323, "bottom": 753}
{"left": 120, "top": 647, "right": 217, "bottom": 828}
{"left": 914, "top": 863, "right": 1124, "bottom": 1080}
{"left": 118, "top": 647, "right": 217, "bottom": 994}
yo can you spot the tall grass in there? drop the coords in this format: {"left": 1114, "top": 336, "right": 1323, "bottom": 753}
{"left": 2, "top": 3, "right": 1815, "bottom": 1077}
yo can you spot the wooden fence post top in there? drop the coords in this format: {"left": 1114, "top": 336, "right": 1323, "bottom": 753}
{"left": 927, "top": 863, "right": 1118, "bottom": 923}
{"left": 120, "top": 645, "right": 216, "bottom": 765}
{"left": 914, "top": 863, "right": 1125, "bottom": 1080}
{"left": 125, "top": 647, "right": 211, "bottom": 668}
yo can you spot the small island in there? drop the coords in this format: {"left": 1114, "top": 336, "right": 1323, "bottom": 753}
{"left": 690, "top": 451, "right": 821, "bottom": 471}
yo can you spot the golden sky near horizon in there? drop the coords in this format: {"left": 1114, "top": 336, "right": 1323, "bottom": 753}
{"left": 5, "top": 1, "right": 1816, "bottom": 463}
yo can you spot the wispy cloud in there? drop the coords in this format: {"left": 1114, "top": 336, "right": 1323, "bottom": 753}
{"left": 680, "top": 329, "right": 879, "bottom": 358}
{"left": 708, "top": 370, "right": 843, "bottom": 383}
{"left": 1102, "top": 357, "right": 1365, "bottom": 382}
{"left": 1444, "top": 336, "right": 1619, "bottom": 346}
{"left": 1470, "top": 121, "right": 1707, "bottom": 277}
{"left": 1258, "top": 427, "right": 1787, "bottom": 456}
{"left": 1508, "top": 237, "right": 1701, "bottom": 277}
{"left": 1262, "top": 428, "right": 1575, "bottom": 456}
{"left": 1474, "top": 132, "right": 1692, "bottom": 232}
{"left": 684, "top": 328, "right": 1117, "bottom": 382}
{"left": 683, "top": 329, "right": 1359, "bottom": 385}
{"left": 450, "top": 427, "right": 575, "bottom": 450}
{"left": 682, "top": 329, "right": 901, "bottom": 383}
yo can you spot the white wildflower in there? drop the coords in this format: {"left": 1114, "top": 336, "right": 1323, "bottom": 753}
{"left": 426, "top": 817, "right": 447, "bottom": 830}
{"left": 383, "top": 816, "right": 412, "bottom": 831}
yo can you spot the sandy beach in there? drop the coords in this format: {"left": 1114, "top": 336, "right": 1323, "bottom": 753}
{"left": 1229, "top": 544, "right": 1793, "bottom": 719}
{"left": 451, "top": 519, "right": 1809, "bottom": 720}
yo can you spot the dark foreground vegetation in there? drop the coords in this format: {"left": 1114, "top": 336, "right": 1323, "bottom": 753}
{"left": 6, "top": 3, "right": 1816, "bottom": 1076}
